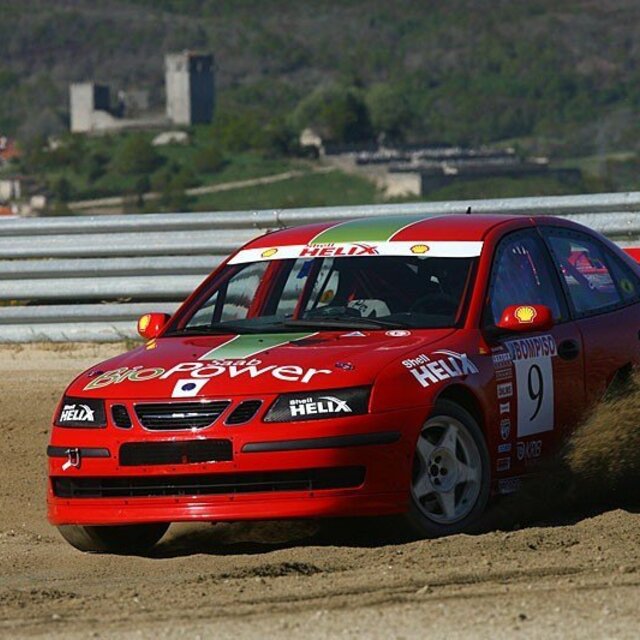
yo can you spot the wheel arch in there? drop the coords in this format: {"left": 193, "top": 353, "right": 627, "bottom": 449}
{"left": 435, "top": 384, "right": 485, "bottom": 436}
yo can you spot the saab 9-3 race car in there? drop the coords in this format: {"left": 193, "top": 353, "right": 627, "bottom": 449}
{"left": 48, "top": 214, "right": 640, "bottom": 553}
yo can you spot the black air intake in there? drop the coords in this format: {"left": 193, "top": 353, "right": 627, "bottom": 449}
{"left": 225, "top": 400, "right": 262, "bottom": 425}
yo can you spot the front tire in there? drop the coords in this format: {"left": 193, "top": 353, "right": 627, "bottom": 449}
{"left": 57, "top": 523, "right": 169, "bottom": 554}
{"left": 404, "top": 399, "right": 490, "bottom": 538}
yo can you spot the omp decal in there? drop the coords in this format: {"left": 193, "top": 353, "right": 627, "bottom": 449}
{"left": 402, "top": 349, "right": 478, "bottom": 388}
{"left": 172, "top": 378, "right": 208, "bottom": 398}
{"left": 514, "top": 305, "right": 537, "bottom": 323}
{"left": 505, "top": 335, "right": 557, "bottom": 438}
{"left": 199, "top": 333, "right": 316, "bottom": 361}
{"left": 229, "top": 241, "right": 484, "bottom": 264}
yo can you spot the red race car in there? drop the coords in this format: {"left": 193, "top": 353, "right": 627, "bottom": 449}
{"left": 48, "top": 214, "right": 640, "bottom": 553}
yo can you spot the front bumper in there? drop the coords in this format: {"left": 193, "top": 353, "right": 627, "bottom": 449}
{"left": 47, "top": 402, "right": 427, "bottom": 526}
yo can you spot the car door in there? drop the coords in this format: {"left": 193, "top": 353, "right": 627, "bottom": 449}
{"left": 484, "top": 229, "right": 586, "bottom": 471}
{"left": 541, "top": 226, "right": 640, "bottom": 407}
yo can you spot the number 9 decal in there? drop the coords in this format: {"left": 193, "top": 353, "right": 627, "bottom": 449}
{"left": 527, "top": 364, "right": 544, "bottom": 421}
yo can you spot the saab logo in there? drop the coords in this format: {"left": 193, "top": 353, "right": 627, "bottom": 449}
{"left": 84, "top": 360, "right": 331, "bottom": 390}
{"left": 505, "top": 335, "right": 557, "bottom": 361}
{"left": 498, "top": 443, "right": 512, "bottom": 454}
{"left": 289, "top": 396, "right": 352, "bottom": 417}
{"left": 517, "top": 440, "right": 542, "bottom": 461}
{"left": 386, "top": 329, "right": 411, "bottom": 337}
{"left": 497, "top": 457, "right": 511, "bottom": 472}
{"left": 514, "top": 305, "right": 537, "bottom": 324}
{"left": 497, "top": 382, "right": 513, "bottom": 399}
{"left": 410, "top": 244, "right": 429, "bottom": 254}
{"left": 500, "top": 418, "right": 511, "bottom": 440}
{"left": 299, "top": 243, "right": 378, "bottom": 258}
{"left": 60, "top": 403, "right": 95, "bottom": 422}
{"left": 261, "top": 248, "right": 278, "bottom": 258}
{"left": 402, "top": 349, "right": 479, "bottom": 388}
{"left": 499, "top": 402, "right": 510, "bottom": 415}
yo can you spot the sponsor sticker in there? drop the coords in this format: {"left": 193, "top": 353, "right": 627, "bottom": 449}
{"left": 498, "top": 443, "right": 512, "bottom": 454}
{"left": 505, "top": 334, "right": 557, "bottom": 437}
{"left": 172, "top": 378, "right": 208, "bottom": 398}
{"left": 516, "top": 440, "right": 542, "bottom": 461}
{"left": 402, "top": 349, "right": 479, "bottom": 388}
{"left": 496, "top": 368, "right": 513, "bottom": 382}
{"left": 514, "top": 305, "right": 537, "bottom": 324}
{"left": 60, "top": 403, "right": 95, "bottom": 423}
{"left": 289, "top": 395, "right": 352, "bottom": 418}
{"left": 499, "top": 402, "right": 511, "bottom": 415}
{"left": 386, "top": 329, "right": 411, "bottom": 337}
{"left": 500, "top": 418, "right": 511, "bottom": 440}
{"left": 84, "top": 359, "right": 332, "bottom": 390}
{"left": 498, "top": 478, "right": 522, "bottom": 494}
{"left": 497, "top": 457, "right": 511, "bottom": 472}
{"left": 497, "top": 382, "right": 513, "bottom": 399}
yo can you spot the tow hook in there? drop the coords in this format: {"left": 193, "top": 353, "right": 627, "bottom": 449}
{"left": 62, "top": 448, "right": 81, "bottom": 471}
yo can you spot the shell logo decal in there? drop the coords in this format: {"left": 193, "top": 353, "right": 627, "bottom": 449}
{"left": 138, "top": 314, "right": 151, "bottom": 332}
{"left": 410, "top": 244, "right": 429, "bottom": 254}
{"left": 514, "top": 305, "right": 537, "bottom": 323}
{"left": 261, "top": 248, "right": 278, "bottom": 258}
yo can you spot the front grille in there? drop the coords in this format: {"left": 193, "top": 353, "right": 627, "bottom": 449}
{"left": 135, "top": 401, "right": 230, "bottom": 430}
{"left": 225, "top": 400, "right": 262, "bottom": 425}
{"left": 111, "top": 404, "right": 132, "bottom": 429}
{"left": 119, "top": 440, "right": 232, "bottom": 466}
{"left": 52, "top": 466, "right": 366, "bottom": 498}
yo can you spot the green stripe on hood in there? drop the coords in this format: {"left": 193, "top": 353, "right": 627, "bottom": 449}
{"left": 199, "top": 333, "right": 316, "bottom": 361}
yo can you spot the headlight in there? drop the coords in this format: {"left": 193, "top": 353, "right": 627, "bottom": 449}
{"left": 264, "top": 387, "right": 370, "bottom": 423}
{"left": 55, "top": 396, "right": 107, "bottom": 428}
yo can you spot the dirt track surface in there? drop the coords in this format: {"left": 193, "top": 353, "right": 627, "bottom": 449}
{"left": 1, "top": 344, "right": 639, "bottom": 639}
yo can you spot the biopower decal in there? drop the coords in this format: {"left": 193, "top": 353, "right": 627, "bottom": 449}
{"left": 83, "top": 333, "right": 331, "bottom": 391}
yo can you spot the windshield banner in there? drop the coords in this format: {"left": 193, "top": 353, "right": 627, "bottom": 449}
{"left": 229, "top": 241, "right": 484, "bottom": 264}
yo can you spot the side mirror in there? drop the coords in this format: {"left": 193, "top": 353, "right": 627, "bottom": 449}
{"left": 137, "top": 313, "right": 170, "bottom": 340}
{"left": 496, "top": 304, "right": 554, "bottom": 333}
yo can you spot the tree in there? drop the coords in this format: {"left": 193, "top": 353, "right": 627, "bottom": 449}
{"left": 366, "top": 83, "right": 412, "bottom": 142}
{"left": 292, "top": 85, "right": 373, "bottom": 144}
{"left": 113, "top": 135, "right": 162, "bottom": 175}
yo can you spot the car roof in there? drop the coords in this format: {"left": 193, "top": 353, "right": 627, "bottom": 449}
{"left": 246, "top": 213, "right": 525, "bottom": 249}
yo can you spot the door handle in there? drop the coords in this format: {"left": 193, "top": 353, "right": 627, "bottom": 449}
{"left": 558, "top": 339, "right": 580, "bottom": 361}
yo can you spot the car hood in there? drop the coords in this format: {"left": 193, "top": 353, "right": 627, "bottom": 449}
{"left": 69, "top": 329, "right": 457, "bottom": 400}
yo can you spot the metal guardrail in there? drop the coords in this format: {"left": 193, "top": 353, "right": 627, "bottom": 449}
{"left": 2, "top": 191, "right": 640, "bottom": 342}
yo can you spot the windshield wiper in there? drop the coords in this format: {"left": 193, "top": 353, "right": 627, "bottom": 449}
{"left": 164, "top": 323, "right": 264, "bottom": 336}
{"left": 284, "top": 316, "right": 413, "bottom": 330}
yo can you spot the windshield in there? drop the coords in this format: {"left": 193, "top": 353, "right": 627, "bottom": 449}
{"left": 168, "top": 255, "right": 476, "bottom": 335}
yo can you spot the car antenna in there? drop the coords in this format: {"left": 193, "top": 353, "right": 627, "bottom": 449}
{"left": 466, "top": 206, "right": 472, "bottom": 214}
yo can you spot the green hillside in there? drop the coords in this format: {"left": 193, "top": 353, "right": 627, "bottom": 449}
{"left": 1, "top": 0, "right": 639, "bottom": 158}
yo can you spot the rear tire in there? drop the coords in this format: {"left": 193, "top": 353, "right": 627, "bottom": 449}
{"left": 402, "top": 399, "right": 491, "bottom": 538}
{"left": 57, "top": 523, "right": 169, "bottom": 554}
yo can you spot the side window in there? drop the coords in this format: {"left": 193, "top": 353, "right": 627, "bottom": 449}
{"left": 273, "top": 259, "right": 313, "bottom": 318}
{"left": 605, "top": 250, "right": 640, "bottom": 303}
{"left": 487, "top": 231, "right": 565, "bottom": 325}
{"left": 544, "top": 230, "right": 623, "bottom": 315}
